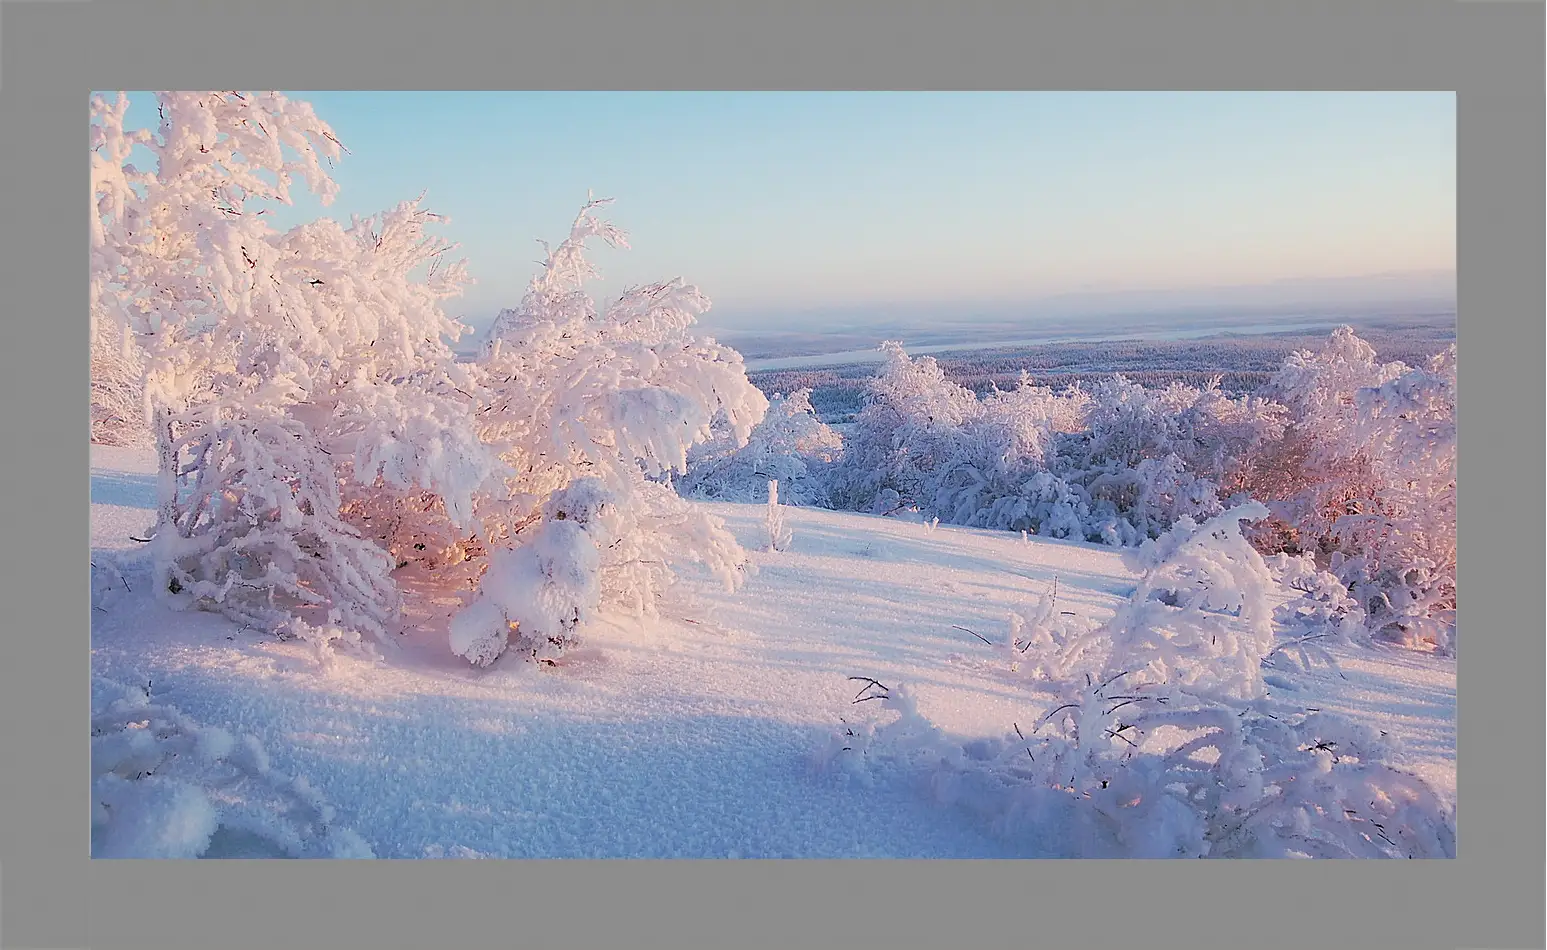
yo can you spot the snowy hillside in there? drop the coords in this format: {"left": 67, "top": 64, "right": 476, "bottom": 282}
{"left": 91, "top": 444, "right": 1455, "bottom": 859}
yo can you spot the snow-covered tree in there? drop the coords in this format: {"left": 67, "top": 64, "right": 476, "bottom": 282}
{"left": 90, "top": 92, "right": 499, "bottom": 646}
{"left": 1077, "top": 375, "right": 1200, "bottom": 471}
{"left": 447, "top": 199, "right": 767, "bottom": 666}
{"left": 1242, "top": 327, "right": 1405, "bottom": 550}
{"left": 826, "top": 341, "right": 982, "bottom": 514}
{"left": 1339, "top": 346, "right": 1457, "bottom": 651}
{"left": 1056, "top": 375, "right": 1284, "bottom": 545}
{"left": 825, "top": 345, "right": 1282, "bottom": 547}
{"left": 680, "top": 388, "right": 842, "bottom": 506}
{"left": 1241, "top": 328, "right": 1456, "bottom": 651}
{"left": 90, "top": 305, "right": 150, "bottom": 445}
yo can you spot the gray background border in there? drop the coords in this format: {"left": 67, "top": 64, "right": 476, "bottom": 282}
{"left": 1, "top": 1, "right": 1540, "bottom": 948}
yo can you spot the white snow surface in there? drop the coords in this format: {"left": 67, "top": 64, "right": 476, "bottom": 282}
{"left": 90, "top": 444, "right": 1455, "bottom": 858}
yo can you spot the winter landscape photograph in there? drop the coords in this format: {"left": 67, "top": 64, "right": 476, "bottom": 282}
{"left": 89, "top": 90, "right": 1458, "bottom": 861}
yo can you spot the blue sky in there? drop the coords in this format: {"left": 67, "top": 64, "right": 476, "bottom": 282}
{"left": 103, "top": 91, "right": 1456, "bottom": 333}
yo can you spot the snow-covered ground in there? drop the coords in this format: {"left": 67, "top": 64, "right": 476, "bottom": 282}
{"left": 90, "top": 444, "right": 1455, "bottom": 858}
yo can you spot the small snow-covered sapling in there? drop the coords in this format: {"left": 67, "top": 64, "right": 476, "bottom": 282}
{"left": 766, "top": 479, "right": 793, "bottom": 552}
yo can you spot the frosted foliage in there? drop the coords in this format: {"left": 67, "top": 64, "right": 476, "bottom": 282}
{"left": 451, "top": 476, "right": 749, "bottom": 666}
{"left": 90, "top": 309, "right": 150, "bottom": 446}
{"left": 90, "top": 91, "right": 345, "bottom": 406}
{"left": 1081, "top": 455, "right": 1224, "bottom": 547}
{"left": 156, "top": 416, "right": 400, "bottom": 642}
{"left": 1339, "top": 347, "right": 1457, "bottom": 651}
{"left": 92, "top": 679, "right": 373, "bottom": 859}
{"left": 826, "top": 342, "right": 984, "bottom": 514}
{"left": 91, "top": 92, "right": 499, "bottom": 643}
{"left": 1243, "top": 329, "right": 1456, "bottom": 650}
{"left": 449, "top": 518, "right": 602, "bottom": 667}
{"left": 1080, "top": 375, "right": 1200, "bottom": 470}
{"left": 1108, "top": 503, "right": 1279, "bottom": 701}
{"left": 827, "top": 345, "right": 1280, "bottom": 546}
{"left": 93, "top": 99, "right": 763, "bottom": 659}
{"left": 681, "top": 389, "right": 842, "bottom": 506}
{"left": 822, "top": 502, "right": 1454, "bottom": 858}
{"left": 1268, "top": 327, "right": 1407, "bottom": 459}
{"left": 1247, "top": 326, "right": 1407, "bottom": 543}
{"left": 1266, "top": 552, "right": 1368, "bottom": 656}
{"left": 1070, "top": 376, "right": 1281, "bottom": 541}
{"left": 449, "top": 200, "right": 765, "bottom": 664}
{"left": 474, "top": 199, "right": 767, "bottom": 526}
{"left": 824, "top": 675, "right": 1453, "bottom": 858}
{"left": 815, "top": 332, "right": 1453, "bottom": 651}
{"left": 983, "top": 372, "right": 1092, "bottom": 439}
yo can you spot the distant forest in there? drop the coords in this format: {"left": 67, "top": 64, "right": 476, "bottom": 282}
{"left": 749, "top": 324, "right": 1457, "bottom": 422}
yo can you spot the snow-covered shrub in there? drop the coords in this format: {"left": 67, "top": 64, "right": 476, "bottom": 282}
{"left": 825, "top": 342, "right": 981, "bottom": 514}
{"left": 90, "top": 92, "right": 499, "bottom": 647}
{"left": 765, "top": 480, "right": 793, "bottom": 552}
{"left": 1077, "top": 375, "right": 1202, "bottom": 471}
{"left": 154, "top": 414, "right": 401, "bottom": 643}
{"left": 1266, "top": 551, "right": 1368, "bottom": 657}
{"left": 1080, "top": 455, "right": 1224, "bottom": 547}
{"left": 448, "top": 203, "right": 766, "bottom": 664}
{"left": 471, "top": 198, "right": 767, "bottom": 529}
{"left": 1011, "top": 677, "right": 1455, "bottom": 858}
{"left": 829, "top": 345, "right": 1091, "bottom": 537}
{"left": 1056, "top": 375, "right": 1284, "bottom": 545}
{"left": 450, "top": 474, "right": 749, "bottom": 666}
{"left": 90, "top": 308, "right": 150, "bottom": 446}
{"left": 449, "top": 490, "right": 605, "bottom": 667}
{"left": 1079, "top": 374, "right": 1286, "bottom": 486}
{"left": 983, "top": 372, "right": 1093, "bottom": 442}
{"left": 1243, "top": 327, "right": 1407, "bottom": 550}
{"left": 825, "top": 346, "right": 1285, "bottom": 548}
{"left": 1004, "top": 584, "right": 1091, "bottom": 681}
{"left": 1175, "top": 384, "right": 1288, "bottom": 483}
{"left": 680, "top": 389, "right": 841, "bottom": 506}
{"left": 1093, "top": 503, "right": 1279, "bottom": 702}
{"left": 822, "top": 502, "right": 1455, "bottom": 858}
{"left": 91, "top": 679, "right": 373, "bottom": 858}
{"left": 1240, "top": 328, "right": 1456, "bottom": 652}
{"left": 926, "top": 417, "right": 1071, "bottom": 532}
{"left": 971, "top": 471, "right": 1091, "bottom": 539}
{"left": 1338, "top": 347, "right": 1457, "bottom": 652}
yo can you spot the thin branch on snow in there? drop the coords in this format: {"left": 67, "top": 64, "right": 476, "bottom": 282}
{"left": 951, "top": 624, "right": 995, "bottom": 646}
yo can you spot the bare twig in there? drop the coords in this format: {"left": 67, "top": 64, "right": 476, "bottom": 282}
{"left": 1264, "top": 632, "right": 1334, "bottom": 659}
{"left": 1013, "top": 722, "right": 1035, "bottom": 762}
{"left": 951, "top": 624, "right": 994, "bottom": 646}
{"left": 847, "top": 676, "right": 890, "bottom": 703}
{"left": 1104, "top": 725, "right": 1139, "bottom": 749}
{"left": 1094, "top": 670, "right": 1131, "bottom": 695}
{"left": 1035, "top": 703, "right": 1080, "bottom": 732}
